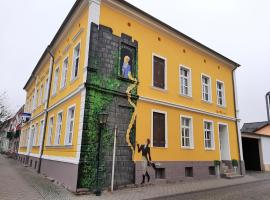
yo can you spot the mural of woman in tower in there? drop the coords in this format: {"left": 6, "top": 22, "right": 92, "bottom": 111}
{"left": 120, "top": 44, "right": 136, "bottom": 81}
{"left": 122, "top": 55, "right": 132, "bottom": 79}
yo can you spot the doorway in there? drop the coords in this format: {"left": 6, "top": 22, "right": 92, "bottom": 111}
{"left": 242, "top": 137, "right": 261, "bottom": 171}
{"left": 218, "top": 124, "right": 231, "bottom": 161}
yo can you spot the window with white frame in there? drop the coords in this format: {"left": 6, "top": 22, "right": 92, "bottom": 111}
{"left": 71, "top": 43, "right": 80, "bottom": 80}
{"left": 34, "top": 123, "right": 38, "bottom": 146}
{"left": 39, "top": 120, "right": 44, "bottom": 145}
{"left": 180, "top": 66, "right": 192, "bottom": 97}
{"left": 31, "top": 95, "right": 35, "bottom": 111}
{"left": 65, "top": 106, "right": 75, "bottom": 145}
{"left": 39, "top": 85, "right": 43, "bottom": 106}
{"left": 217, "top": 81, "right": 225, "bottom": 106}
{"left": 47, "top": 116, "right": 54, "bottom": 145}
{"left": 52, "top": 68, "right": 59, "bottom": 95}
{"left": 204, "top": 120, "right": 214, "bottom": 149}
{"left": 153, "top": 55, "right": 166, "bottom": 89}
{"left": 36, "top": 89, "right": 39, "bottom": 108}
{"left": 202, "top": 75, "right": 212, "bottom": 102}
{"left": 43, "top": 78, "right": 48, "bottom": 103}
{"left": 61, "top": 57, "right": 69, "bottom": 89}
{"left": 54, "top": 112, "right": 63, "bottom": 145}
{"left": 181, "top": 116, "right": 193, "bottom": 148}
{"left": 26, "top": 128, "right": 30, "bottom": 147}
{"left": 152, "top": 110, "right": 167, "bottom": 147}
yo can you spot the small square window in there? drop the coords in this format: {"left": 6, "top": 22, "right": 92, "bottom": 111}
{"left": 209, "top": 166, "right": 216, "bottom": 175}
{"left": 155, "top": 168, "right": 165, "bottom": 179}
{"left": 185, "top": 167, "right": 193, "bottom": 177}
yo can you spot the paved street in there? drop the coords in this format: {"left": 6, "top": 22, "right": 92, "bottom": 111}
{"left": 150, "top": 180, "right": 270, "bottom": 200}
{"left": 2, "top": 154, "right": 270, "bottom": 200}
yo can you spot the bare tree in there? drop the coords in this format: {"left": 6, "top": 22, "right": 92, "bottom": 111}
{"left": 0, "top": 92, "right": 11, "bottom": 124}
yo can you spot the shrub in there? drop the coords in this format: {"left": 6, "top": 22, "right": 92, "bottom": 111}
{"left": 232, "top": 159, "right": 238, "bottom": 167}
{"left": 214, "top": 160, "right": 221, "bottom": 166}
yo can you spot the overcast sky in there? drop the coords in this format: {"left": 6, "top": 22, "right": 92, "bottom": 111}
{"left": 0, "top": 0, "right": 269, "bottom": 124}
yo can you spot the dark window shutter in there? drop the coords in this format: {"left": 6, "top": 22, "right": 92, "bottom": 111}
{"left": 153, "top": 112, "right": 166, "bottom": 147}
{"left": 153, "top": 56, "right": 165, "bottom": 89}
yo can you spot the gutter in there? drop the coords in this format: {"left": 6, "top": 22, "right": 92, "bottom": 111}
{"left": 232, "top": 67, "right": 244, "bottom": 175}
{"left": 37, "top": 46, "right": 54, "bottom": 173}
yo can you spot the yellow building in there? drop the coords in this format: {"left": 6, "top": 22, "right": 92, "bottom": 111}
{"left": 18, "top": 0, "right": 243, "bottom": 192}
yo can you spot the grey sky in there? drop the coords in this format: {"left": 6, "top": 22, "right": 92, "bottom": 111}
{"left": 0, "top": 0, "right": 269, "bottom": 124}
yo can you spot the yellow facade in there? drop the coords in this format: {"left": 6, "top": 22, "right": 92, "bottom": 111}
{"left": 19, "top": 2, "right": 89, "bottom": 161}
{"left": 99, "top": 1, "right": 239, "bottom": 162}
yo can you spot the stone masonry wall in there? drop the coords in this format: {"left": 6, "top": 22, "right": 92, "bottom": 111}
{"left": 77, "top": 23, "right": 138, "bottom": 190}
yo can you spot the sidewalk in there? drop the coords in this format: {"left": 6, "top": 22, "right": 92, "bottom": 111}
{"left": 1, "top": 154, "right": 270, "bottom": 200}
{"left": 84, "top": 175, "right": 259, "bottom": 200}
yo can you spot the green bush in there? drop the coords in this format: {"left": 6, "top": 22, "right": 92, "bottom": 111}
{"left": 214, "top": 160, "right": 221, "bottom": 166}
{"left": 232, "top": 159, "right": 238, "bottom": 167}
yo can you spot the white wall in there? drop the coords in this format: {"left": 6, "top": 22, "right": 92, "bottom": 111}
{"left": 261, "top": 137, "right": 270, "bottom": 171}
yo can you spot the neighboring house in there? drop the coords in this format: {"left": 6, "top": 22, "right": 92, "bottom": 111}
{"left": 0, "top": 119, "right": 11, "bottom": 152}
{"left": 18, "top": 0, "right": 243, "bottom": 192}
{"left": 241, "top": 121, "right": 270, "bottom": 171}
{"left": 7, "top": 106, "right": 24, "bottom": 156}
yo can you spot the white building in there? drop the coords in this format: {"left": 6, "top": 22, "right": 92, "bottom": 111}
{"left": 241, "top": 121, "right": 270, "bottom": 171}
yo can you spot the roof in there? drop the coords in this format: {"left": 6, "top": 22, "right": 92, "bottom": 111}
{"left": 241, "top": 121, "right": 270, "bottom": 133}
{"left": 24, "top": 0, "right": 240, "bottom": 90}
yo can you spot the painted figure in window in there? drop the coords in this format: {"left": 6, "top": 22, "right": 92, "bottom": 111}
{"left": 122, "top": 55, "right": 132, "bottom": 79}
{"left": 137, "top": 138, "right": 157, "bottom": 184}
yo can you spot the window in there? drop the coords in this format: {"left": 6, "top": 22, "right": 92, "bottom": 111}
{"left": 30, "top": 125, "right": 35, "bottom": 147}
{"left": 155, "top": 168, "right": 165, "bottom": 179}
{"left": 36, "top": 89, "right": 39, "bottom": 108}
{"left": 185, "top": 167, "right": 193, "bottom": 177}
{"left": 39, "top": 85, "right": 43, "bottom": 106}
{"left": 31, "top": 95, "right": 35, "bottom": 111}
{"left": 180, "top": 66, "right": 192, "bottom": 97}
{"left": 71, "top": 43, "right": 80, "bottom": 80}
{"left": 209, "top": 166, "right": 216, "bottom": 175}
{"left": 204, "top": 120, "right": 214, "bottom": 150}
{"left": 47, "top": 116, "right": 54, "bottom": 145}
{"left": 43, "top": 78, "right": 48, "bottom": 103}
{"left": 54, "top": 112, "right": 63, "bottom": 145}
{"left": 181, "top": 116, "right": 193, "bottom": 148}
{"left": 152, "top": 111, "right": 167, "bottom": 147}
{"left": 34, "top": 123, "right": 38, "bottom": 146}
{"left": 202, "top": 74, "right": 212, "bottom": 102}
{"left": 61, "top": 57, "right": 69, "bottom": 89}
{"left": 52, "top": 68, "right": 59, "bottom": 95}
{"left": 65, "top": 106, "right": 75, "bottom": 145}
{"left": 217, "top": 81, "right": 225, "bottom": 107}
{"left": 39, "top": 120, "right": 44, "bottom": 145}
{"left": 153, "top": 55, "right": 166, "bottom": 89}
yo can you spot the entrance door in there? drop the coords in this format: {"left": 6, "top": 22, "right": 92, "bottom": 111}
{"left": 219, "top": 124, "right": 231, "bottom": 161}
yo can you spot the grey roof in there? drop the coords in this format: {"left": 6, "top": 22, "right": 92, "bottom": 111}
{"left": 241, "top": 121, "right": 270, "bottom": 133}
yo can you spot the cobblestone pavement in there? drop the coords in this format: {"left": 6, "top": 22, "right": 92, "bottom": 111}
{"left": 150, "top": 179, "right": 270, "bottom": 200}
{"left": 2, "top": 155, "right": 270, "bottom": 200}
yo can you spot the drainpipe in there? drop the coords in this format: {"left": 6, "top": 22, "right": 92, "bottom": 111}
{"left": 266, "top": 92, "right": 270, "bottom": 122}
{"left": 37, "top": 46, "right": 54, "bottom": 173}
{"left": 232, "top": 67, "right": 244, "bottom": 175}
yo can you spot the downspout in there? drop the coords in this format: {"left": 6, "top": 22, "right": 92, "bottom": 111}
{"left": 37, "top": 46, "right": 54, "bottom": 173}
{"left": 232, "top": 67, "right": 244, "bottom": 175}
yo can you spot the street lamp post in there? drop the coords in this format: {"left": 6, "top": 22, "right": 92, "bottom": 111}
{"left": 94, "top": 112, "right": 108, "bottom": 196}
{"left": 266, "top": 92, "right": 270, "bottom": 122}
